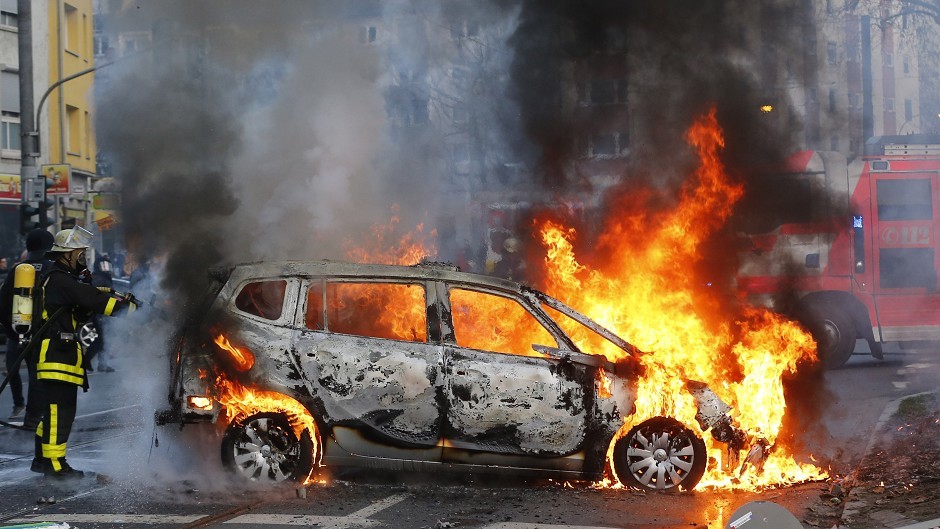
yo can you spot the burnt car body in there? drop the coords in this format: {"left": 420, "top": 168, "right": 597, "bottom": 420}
{"left": 157, "top": 261, "right": 709, "bottom": 491}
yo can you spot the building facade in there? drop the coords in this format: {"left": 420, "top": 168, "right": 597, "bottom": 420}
{"left": 0, "top": 0, "right": 97, "bottom": 261}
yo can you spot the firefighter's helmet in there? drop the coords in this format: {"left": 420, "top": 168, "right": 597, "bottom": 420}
{"left": 51, "top": 227, "right": 94, "bottom": 252}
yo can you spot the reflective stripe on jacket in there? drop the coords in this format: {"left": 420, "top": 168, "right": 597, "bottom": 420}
{"left": 35, "top": 263, "right": 134, "bottom": 387}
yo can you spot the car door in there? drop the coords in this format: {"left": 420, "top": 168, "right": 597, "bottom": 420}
{"left": 293, "top": 278, "right": 446, "bottom": 458}
{"left": 869, "top": 173, "right": 940, "bottom": 339}
{"left": 439, "top": 283, "right": 591, "bottom": 465}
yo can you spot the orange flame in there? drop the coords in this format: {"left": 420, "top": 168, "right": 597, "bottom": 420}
{"left": 214, "top": 372, "right": 321, "bottom": 483}
{"left": 537, "top": 107, "right": 826, "bottom": 490}
{"left": 213, "top": 334, "right": 255, "bottom": 371}
{"left": 344, "top": 204, "right": 438, "bottom": 265}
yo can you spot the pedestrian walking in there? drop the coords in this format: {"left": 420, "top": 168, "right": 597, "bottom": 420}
{"left": 30, "top": 227, "right": 138, "bottom": 479}
{"left": 0, "top": 229, "right": 55, "bottom": 425}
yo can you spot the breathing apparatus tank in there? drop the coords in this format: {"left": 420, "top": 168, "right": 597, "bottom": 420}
{"left": 11, "top": 262, "right": 36, "bottom": 336}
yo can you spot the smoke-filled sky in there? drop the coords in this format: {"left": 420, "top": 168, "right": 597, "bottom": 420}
{"left": 96, "top": 0, "right": 815, "bottom": 306}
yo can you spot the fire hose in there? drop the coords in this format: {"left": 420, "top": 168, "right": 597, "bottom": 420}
{"left": 0, "top": 306, "right": 66, "bottom": 431}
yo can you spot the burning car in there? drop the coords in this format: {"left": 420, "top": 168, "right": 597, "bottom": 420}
{"left": 156, "top": 260, "right": 737, "bottom": 491}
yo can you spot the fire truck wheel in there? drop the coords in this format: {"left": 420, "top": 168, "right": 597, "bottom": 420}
{"left": 221, "top": 412, "right": 314, "bottom": 484}
{"left": 612, "top": 417, "right": 707, "bottom": 492}
{"left": 801, "top": 302, "right": 855, "bottom": 369}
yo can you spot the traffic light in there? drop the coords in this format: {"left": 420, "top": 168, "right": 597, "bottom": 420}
{"left": 20, "top": 202, "right": 40, "bottom": 234}
{"left": 35, "top": 175, "right": 55, "bottom": 227}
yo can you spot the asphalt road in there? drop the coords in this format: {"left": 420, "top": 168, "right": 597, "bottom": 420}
{"left": 0, "top": 342, "right": 936, "bottom": 529}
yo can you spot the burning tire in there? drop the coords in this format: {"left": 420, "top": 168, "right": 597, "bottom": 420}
{"left": 612, "top": 417, "right": 706, "bottom": 492}
{"left": 799, "top": 301, "right": 855, "bottom": 369}
{"left": 221, "top": 412, "right": 314, "bottom": 483}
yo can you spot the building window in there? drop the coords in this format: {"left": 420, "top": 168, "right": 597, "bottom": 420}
{"left": 828, "top": 88, "right": 837, "bottom": 112}
{"left": 94, "top": 33, "right": 110, "bottom": 57}
{"left": 830, "top": 135, "right": 839, "bottom": 151}
{"left": 121, "top": 32, "right": 150, "bottom": 54}
{"left": 903, "top": 56, "right": 910, "bottom": 74}
{"left": 450, "top": 20, "right": 479, "bottom": 39}
{"left": 1, "top": 111, "right": 21, "bottom": 154}
{"left": 885, "top": 97, "right": 894, "bottom": 112}
{"left": 905, "top": 99, "right": 913, "bottom": 121}
{"left": 359, "top": 25, "right": 377, "bottom": 44}
{"left": 409, "top": 94, "right": 428, "bottom": 124}
{"left": 66, "top": 105, "right": 80, "bottom": 155}
{"left": 588, "top": 132, "right": 629, "bottom": 158}
{"left": 452, "top": 104, "right": 468, "bottom": 124}
{"left": 827, "top": 41, "right": 837, "bottom": 65}
{"left": 64, "top": 3, "right": 80, "bottom": 55}
{"left": 578, "top": 78, "right": 628, "bottom": 106}
{"left": 84, "top": 110, "right": 91, "bottom": 159}
{"left": 884, "top": 52, "right": 893, "bottom": 67}
{"left": 0, "top": 10, "right": 18, "bottom": 29}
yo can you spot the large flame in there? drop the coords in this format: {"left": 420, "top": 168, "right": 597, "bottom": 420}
{"left": 537, "top": 107, "right": 826, "bottom": 489}
{"left": 208, "top": 109, "right": 826, "bottom": 491}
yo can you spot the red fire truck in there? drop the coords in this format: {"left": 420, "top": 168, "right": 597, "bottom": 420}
{"left": 737, "top": 135, "right": 940, "bottom": 368}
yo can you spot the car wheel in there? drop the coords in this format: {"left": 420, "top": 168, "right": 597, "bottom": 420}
{"left": 613, "top": 417, "right": 707, "bottom": 492}
{"left": 800, "top": 301, "right": 855, "bottom": 369}
{"left": 221, "top": 412, "right": 314, "bottom": 483}
{"left": 78, "top": 321, "right": 99, "bottom": 348}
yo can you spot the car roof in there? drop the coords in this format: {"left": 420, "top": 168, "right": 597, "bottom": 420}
{"left": 221, "top": 259, "right": 534, "bottom": 294}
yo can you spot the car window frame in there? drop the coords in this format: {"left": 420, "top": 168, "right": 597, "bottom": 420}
{"left": 295, "top": 276, "right": 443, "bottom": 345}
{"left": 228, "top": 276, "right": 301, "bottom": 327}
{"left": 438, "top": 281, "right": 571, "bottom": 357}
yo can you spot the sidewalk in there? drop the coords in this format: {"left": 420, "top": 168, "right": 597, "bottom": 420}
{"left": 836, "top": 391, "right": 940, "bottom": 529}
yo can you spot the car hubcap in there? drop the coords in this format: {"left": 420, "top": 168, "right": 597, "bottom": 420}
{"left": 625, "top": 427, "right": 698, "bottom": 490}
{"left": 230, "top": 417, "right": 298, "bottom": 482}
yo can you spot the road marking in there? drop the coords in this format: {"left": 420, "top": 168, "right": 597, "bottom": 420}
{"left": 75, "top": 404, "right": 140, "bottom": 420}
{"left": 225, "top": 493, "right": 409, "bottom": 527}
{"left": 10, "top": 514, "right": 206, "bottom": 524}
{"left": 223, "top": 514, "right": 382, "bottom": 527}
{"left": 483, "top": 522, "right": 617, "bottom": 529}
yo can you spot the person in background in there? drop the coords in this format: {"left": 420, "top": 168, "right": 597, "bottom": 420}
{"left": 0, "top": 229, "right": 55, "bottom": 426}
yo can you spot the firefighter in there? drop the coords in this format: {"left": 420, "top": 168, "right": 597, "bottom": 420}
{"left": 30, "top": 227, "right": 138, "bottom": 479}
{"left": 0, "top": 228, "right": 55, "bottom": 428}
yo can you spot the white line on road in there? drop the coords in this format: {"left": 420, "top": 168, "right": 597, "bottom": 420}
{"left": 483, "top": 522, "right": 617, "bottom": 529}
{"left": 10, "top": 514, "right": 206, "bottom": 524}
{"left": 224, "top": 493, "right": 410, "bottom": 527}
{"left": 75, "top": 404, "right": 140, "bottom": 420}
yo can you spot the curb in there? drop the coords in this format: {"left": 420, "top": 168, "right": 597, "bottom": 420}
{"left": 839, "top": 390, "right": 940, "bottom": 528}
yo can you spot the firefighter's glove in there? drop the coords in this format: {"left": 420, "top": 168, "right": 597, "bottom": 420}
{"left": 121, "top": 292, "right": 141, "bottom": 311}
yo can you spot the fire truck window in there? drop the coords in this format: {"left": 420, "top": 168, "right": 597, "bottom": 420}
{"left": 877, "top": 179, "right": 932, "bottom": 221}
{"left": 234, "top": 280, "right": 287, "bottom": 321}
{"left": 737, "top": 176, "right": 815, "bottom": 234}
{"left": 880, "top": 248, "right": 936, "bottom": 289}
{"left": 449, "top": 288, "right": 555, "bottom": 355}
{"left": 305, "top": 281, "right": 324, "bottom": 330}
{"left": 325, "top": 282, "right": 428, "bottom": 342}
